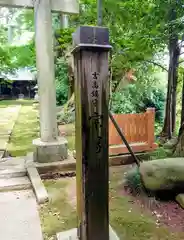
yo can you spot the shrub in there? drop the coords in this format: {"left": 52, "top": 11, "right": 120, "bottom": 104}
{"left": 111, "top": 76, "right": 165, "bottom": 123}
{"left": 55, "top": 57, "right": 69, "bottom": 106}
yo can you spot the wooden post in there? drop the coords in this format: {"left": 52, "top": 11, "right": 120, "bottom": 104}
{"left": 72, "top": 26, "right": 111, "bottom": 240}
{"left": 146, "top": 108, "right": 155, "bottom": 148}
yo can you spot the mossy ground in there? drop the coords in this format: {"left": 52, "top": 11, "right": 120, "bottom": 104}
{"left": 40, "top": 166, "right": 184, "bottom": 240}
{"left": 6, "top": 100, "right": 39, "bottom": 156}
{"left": 1, "top": 100, "right": 183, "bottom": 239}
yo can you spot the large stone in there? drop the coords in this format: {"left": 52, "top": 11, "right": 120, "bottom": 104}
{"left": 57, "top": 225, "right": 120, "bottom": 240}
{"left": 33, "top": 137, "right": 68, "bottom": 163}
{"left": 163, "top": 138, "right": 178, "bottom": 149}
{"left": 176, "top": 194, "right": 184, "bottom": 209}
{"left": 139, "top": 158, "right": 184, "bottom": 191}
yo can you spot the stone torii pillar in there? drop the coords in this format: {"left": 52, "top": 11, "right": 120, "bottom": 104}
{"left": 0, "top": 0, "right": 79, "bottom": 162}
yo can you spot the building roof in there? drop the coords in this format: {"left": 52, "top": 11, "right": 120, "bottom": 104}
{"left": 0, "top": 67, "right": 36, "bottom": 81}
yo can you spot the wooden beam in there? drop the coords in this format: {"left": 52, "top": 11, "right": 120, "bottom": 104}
{"left": 109, "top": 142, "right": 158, "bottom": 156}
{"left": 0, "top": 0, "right": 79, "bottom": 13}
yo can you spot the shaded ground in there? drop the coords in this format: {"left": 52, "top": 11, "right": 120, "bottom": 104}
{"left": 122, "top": 166, "right": 184, "bottom": 233}
{"left": 1, "top": 103, "right": 182, "bottom": 239}
{"left": 40, "top": 166, "right": 184, "bottom": 240}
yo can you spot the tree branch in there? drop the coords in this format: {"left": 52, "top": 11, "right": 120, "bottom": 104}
{"left": 178, "top": 39, "right": 184, "bottom": 49}
{"left": 179, "top": 59, "right": 184, "bottom": 65}
{"left": 145, "top": 60, "right": 168, "bottom": 72}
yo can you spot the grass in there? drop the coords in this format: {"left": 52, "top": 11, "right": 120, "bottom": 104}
{"left": 0, "top": 99, "right": 34, "bottom": 107}
{"left": 40, "top": 179, "right": 77, "bottom": 240}
{"left": 145, "top": 147, "right": 173, "bottom": 161}
{"left": 6, "top": 100, "right": 39, "bottom": 156}
{"left": 2, "top": 100, "right": 75, "bottom": 157}
{"left": 2, "top": 101, "right": 182, "bottom": 239}
{"left": 40, "top": 166, "right": 184, "bottom": 240}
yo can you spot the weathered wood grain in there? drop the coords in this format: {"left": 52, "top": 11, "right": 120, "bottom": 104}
{"left": 73, "top": 26, "right": 111, "bottom": 240}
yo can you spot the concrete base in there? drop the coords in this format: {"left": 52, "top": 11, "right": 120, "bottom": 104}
{"left": 57, "top": 225, "right": 120, "bottom": 240}
{"left": 33, "top": 137, "right": 68, "bottom": 163}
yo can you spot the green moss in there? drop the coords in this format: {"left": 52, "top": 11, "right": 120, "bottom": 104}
{"left": 149, "top": 147, "right": 173, "bottom": 160}
{"left": 40, "top": 179, "right": 76, "bottom": 240}
{"left": 39, "top": 167, "right": 184, "bottom": 240}
{"left": 0, "top": 99, "right": 35, "bottom": 107}
{"left": 66, "top": 135, "right": 75, "bottom": 151}
{"left": 7, "top": 100, "right": 39, "bottom": 156}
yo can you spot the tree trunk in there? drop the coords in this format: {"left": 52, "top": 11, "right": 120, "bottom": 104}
{"left": 171, "top": 39, "right": 180, "bottom": 133}
{"left": 160, "top": 6, "right": 179, "bottom": 140}
{"left": 175, "top": 74, "right": 184, "bottom": 156}
{"left": 180, "top": 74, "right": 184, "bottom": 133}
{"left": 175, "top": 124, "right": 184, "bottom": 156}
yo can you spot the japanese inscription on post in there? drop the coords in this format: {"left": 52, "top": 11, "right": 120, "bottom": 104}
{"left": 89, "top": 72, "right": 103, "bottom": 155}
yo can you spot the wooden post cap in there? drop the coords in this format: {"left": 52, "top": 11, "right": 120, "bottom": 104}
{"left": 72, "top": 26, "right": 112, "bottom": 52}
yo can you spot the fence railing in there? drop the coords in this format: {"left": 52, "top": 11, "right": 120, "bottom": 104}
{"left": 109, "top": 108, "right": 157, "bottom": 155}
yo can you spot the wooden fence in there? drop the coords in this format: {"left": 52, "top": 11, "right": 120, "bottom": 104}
{"left": 109, "top": 108, "right": 157, "bottom": 156}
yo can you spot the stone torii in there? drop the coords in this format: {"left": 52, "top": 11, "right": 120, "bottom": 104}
{"left": 0, "top": 0, "right": 79, "bottom": 162}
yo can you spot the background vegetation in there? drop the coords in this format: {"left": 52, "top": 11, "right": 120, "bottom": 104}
{"left": 0, "top": 0, "right": 184, "bottom": 153}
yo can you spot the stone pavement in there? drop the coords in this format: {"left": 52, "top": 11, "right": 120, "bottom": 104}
{"left": 0, "top": 105, "right": 21, "bottom": 158}
{"left": 0, "top": 157, "right": 43, "bottom": 240}
{"left": 0, "top": 190, "right": 43, "bottom": 240}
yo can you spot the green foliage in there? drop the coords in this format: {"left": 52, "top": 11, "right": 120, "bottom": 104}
{"left": 57, "top": 110, "right": 75, "bottom": 125}
{"left": 16, "top": 9, "right": 34, "bottom": 31}
{"left": 0, "top": 9, "right": 35, "bottom": 74}
{"left": 124, "top": 166, "right": 144, "bottom": 194}
{"left": 9, "top": 41, "right": 36, "bottom": 68}
{"left": 0, "top": 46, "right": 11, "bottom": 73}
{"left": 55, "top": 58, "right": 69, "bottom": 105}
{"left": 70, "top": 0, "right": 183, "bottom": 64}
{"left": 55, "top": 28, "right": 74, "bottom": 54}
{"left": 138, "top": 88, "right": 165, "bottom": 122}
{"left": 111, "top": 68, "right": 166, "bottom": 122}
{"left": 0, "top": 26, "right": 8, "bottom": 45}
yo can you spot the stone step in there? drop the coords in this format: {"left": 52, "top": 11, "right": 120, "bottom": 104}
{"left": 0, "top": 157, "right": 25, "bottom": 166}
{"left": 0, "top": 177, "right": 31, "bottom": 192}
{"left": 0, "top": 168, "right": 27, "bottom": 179}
